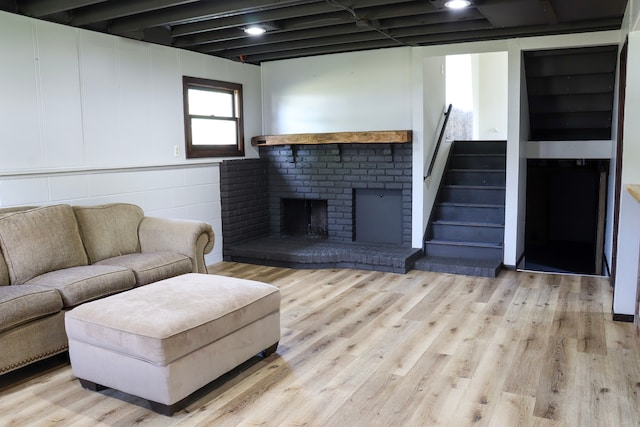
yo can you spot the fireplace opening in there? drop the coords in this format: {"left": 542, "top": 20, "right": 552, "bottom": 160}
{"left": 282, "top": 199, "right": 328, "bottom": 238}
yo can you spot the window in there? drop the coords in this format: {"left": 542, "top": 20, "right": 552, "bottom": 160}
{"left": 182, "top": 76, "right": 244, "bottom": 158}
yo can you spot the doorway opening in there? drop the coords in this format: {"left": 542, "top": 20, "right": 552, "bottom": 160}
{"left": 524, "top": 159, "right": 608, "bottom": 275}
{"left": 445, "top": 52, "right": 508, "bottom": 142}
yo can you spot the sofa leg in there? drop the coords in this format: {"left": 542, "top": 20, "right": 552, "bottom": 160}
{"left": 78, "top": 378, "right": 106, "bottom": 392}
{"left": 261, "top": 342, "right": 279, "bottom": 357}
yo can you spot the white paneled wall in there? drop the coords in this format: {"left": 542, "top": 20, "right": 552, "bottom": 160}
{"left": 0, "top": 11, "right": 262, "bottom": 265}
{"left": 0, "top": 166, "right": 222, "bottom": 263}
{"left": 36, "top": 21, "right": 85, "bottom": 167}
{"left": 261, "top": 47, "right": 413, "bottom": 134}
{"left": 1, "top": 13, "right": 42, "bottom": 169}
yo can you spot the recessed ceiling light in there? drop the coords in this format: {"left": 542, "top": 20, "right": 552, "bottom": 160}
{"left": 244, "top": 26, "right": 266, "bottom": 36}
{"left": 445, "top": 0, "right": 471, "bottom": 9}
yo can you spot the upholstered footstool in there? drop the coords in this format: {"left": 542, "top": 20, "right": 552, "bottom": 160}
{"left": 64, "top": 273, "right": 280, "bottom": 416}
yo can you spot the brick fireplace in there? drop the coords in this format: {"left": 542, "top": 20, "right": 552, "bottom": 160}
{"left": 219, "top": 141, "right": 418, "bottom": 271}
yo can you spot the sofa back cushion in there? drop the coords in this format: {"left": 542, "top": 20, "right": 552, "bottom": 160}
{"left": 0, "top": 250, "right": 8, "bottom": 286}
{"left": 0, "top": 207, "right": 37, "bottom": 286}
{"left": 74, "top": 203, "right": 144, "bottom": 264}
{"left": 0, "top": 206, "right": 37, "bottom": 286}
{"left": 0, "top": 204, "right": 89, "bottom": 285}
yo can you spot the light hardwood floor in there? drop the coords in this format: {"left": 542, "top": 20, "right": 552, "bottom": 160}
{"left": 2, "top": 263, "right": 640, "bottom": 426}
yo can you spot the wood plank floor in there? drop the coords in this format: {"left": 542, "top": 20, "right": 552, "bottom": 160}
{"left": 2, "top": 263, "right": 640, "bottom": 426}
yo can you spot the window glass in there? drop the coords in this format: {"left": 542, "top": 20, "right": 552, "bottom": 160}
{"left": 191, "top": 118, "right": 237, "bottom": 146}
{"left": 182, "top": 76, "right": 244, "bottom": 158}
{"left": 187, "top": 88, "right": 234, "bottom": 117}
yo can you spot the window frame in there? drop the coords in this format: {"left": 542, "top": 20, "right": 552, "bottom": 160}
{"left": 182, "top": 76, "right": 245, "bottom": 158}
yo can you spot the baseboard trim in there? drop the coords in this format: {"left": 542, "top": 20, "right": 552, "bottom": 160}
{"left": 603, "top": 256, "right": 611, "bottom": 277}
{"left": 516, "top": 252, "right": 526, "bottom": 270}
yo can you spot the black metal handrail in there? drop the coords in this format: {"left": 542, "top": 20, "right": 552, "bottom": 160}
{"left": 424, "top": 103, "right": 453, "bottom": 180}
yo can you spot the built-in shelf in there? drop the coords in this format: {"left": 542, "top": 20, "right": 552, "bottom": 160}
{"left": 251, "top": 130, "right": 412, "bottom": 146}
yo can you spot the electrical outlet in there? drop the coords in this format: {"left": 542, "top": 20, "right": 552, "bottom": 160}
{"left": 173, "top": 145, "right": 180, "bottom": 157}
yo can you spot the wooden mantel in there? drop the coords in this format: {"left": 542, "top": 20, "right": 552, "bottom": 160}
{"left": 251, "top": 130, "right": 412, "bottom": 146}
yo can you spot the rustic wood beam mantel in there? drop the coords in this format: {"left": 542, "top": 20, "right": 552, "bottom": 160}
{"left": 251, "top": 130, "right": 412, "bottom": 146}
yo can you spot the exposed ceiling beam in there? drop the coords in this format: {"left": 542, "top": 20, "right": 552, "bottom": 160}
{"left": 169, "top": 0, "right": 418, "bottom": 37}
{"left": 211, "top": 19, "right": 490, "bottom": 57}
{"left": 197, "top": 23, "right": 372, "bottom": 53}
{"left": 173, "top": 2, "right": 457, "bottom": 48}
{"left": 173, "top": 12, "right": 368, "bottom": 48}
{"left": 18, "top": 0, "right": 106, "bottom": 17}
{"left": 173, "top": 27, "right": 250, "bottom": 47}
{"left": 108, "top": 0, "right": 318, "bottom": 34}
{"left": 404, "top": 17, "right": 623, "bottom": 46}
{"left": 220, "top": 30, "right": 388, "bottom": 58}
{"left": 380, "top": 9, "right": 484, "bottom": 28}
{"left": 540, "top": 0, "right": 558, "bottom": 24}
{"left": 236, "top": 14, "right": 623, "bottom": 64}
{"left": 240, "top": 38, "right": 402, "bottom": 63}
{"left": 71, "top": 0, "right": 198, "bottom": 26}
{"left": 392, "top": 19, "right": 493, "bottom": 37}
{"left": 171, "top": 2, "right": 335, "bottom": 36}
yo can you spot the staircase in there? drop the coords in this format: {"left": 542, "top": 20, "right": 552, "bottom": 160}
{"left": 414, "top": 140, "right": 506, "bottom": 277}
{"left": 523, "top": 45, "right": 617, "bottom": 141}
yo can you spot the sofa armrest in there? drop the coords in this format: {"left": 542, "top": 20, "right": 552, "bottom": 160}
{"left": 138, "top": 217, "right": 214, "bottom": 274}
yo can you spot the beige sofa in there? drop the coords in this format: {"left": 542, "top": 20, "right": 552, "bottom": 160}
{"left": 0, "top": 203, "right": 214, "bottom": 375}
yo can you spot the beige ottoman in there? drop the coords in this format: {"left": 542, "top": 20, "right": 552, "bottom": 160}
{"left": 65, "top": 273, "right": 280, "bottom": 416}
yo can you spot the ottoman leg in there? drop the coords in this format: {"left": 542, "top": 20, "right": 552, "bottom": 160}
{"left": 149, "top": 400, "right": 182, "bottom": 417}
{"left": 80, "top": 378, "right": 182, "bottom": 417}
{"left": 261, "top": 342, "right": 279, "bottom": 357}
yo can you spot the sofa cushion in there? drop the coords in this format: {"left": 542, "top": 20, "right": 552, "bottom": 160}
{"left": 0, "top": 205, "right": 88, "bottom": 285}
{"left": 95, "top": 252, "right": 192, "bottom": 286}
{"left": 26, "top": 265, "right": 136, "bottom": 308}
{"left": 0, "top": 285, "right": 63, "bottom": 333}
{"left": 74, "top": 203, "right": 144, "bottom": 264}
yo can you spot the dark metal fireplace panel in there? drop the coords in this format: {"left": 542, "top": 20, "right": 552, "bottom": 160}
{"left": 355, "top": 189, "right": 402, "bottom": 244}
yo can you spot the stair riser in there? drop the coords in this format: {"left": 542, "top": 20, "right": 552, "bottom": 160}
{"left": 413, "top": 260, "right": 501, "bottom": 278}
{"left": 450, "top": 156, "right": 506, "bottom": 169}
{"left": 440, "top": 188, "right": 505, "bottom": 204}
{"left": 430, "top": 224, "right": 504, "bottom": 243}
{"left": 445, "top": 171, "right": 506, "bottom": 186}
{"left": 435, "top": 205, "right": 505, "bottom": 224}
{"left": 424, "top": 243, "right": 503, "bottom": 260}
{"left": 452, "top": 141, "right": 507, "bottom": 155}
